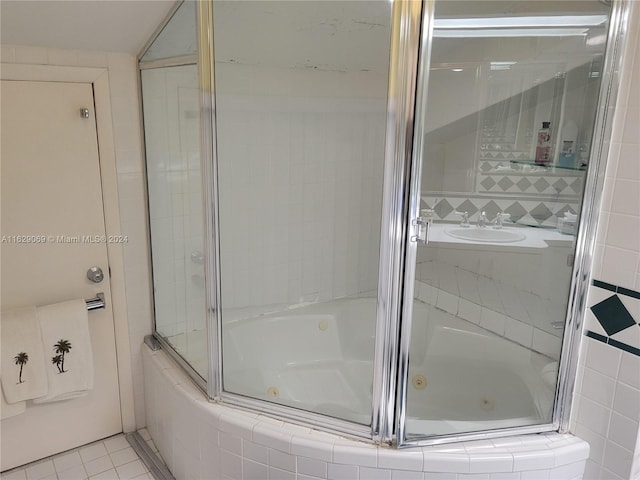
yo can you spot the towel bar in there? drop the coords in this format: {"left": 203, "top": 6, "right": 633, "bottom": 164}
{"left": 85, "top": 292, "right": 105, "bottom": 311}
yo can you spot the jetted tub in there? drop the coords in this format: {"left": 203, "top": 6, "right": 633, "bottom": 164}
{"left": 144, "top": 301, "right": 589, "bottom": 479}
{"left": 222, "top": 297, "right": 555, "bottom": 432}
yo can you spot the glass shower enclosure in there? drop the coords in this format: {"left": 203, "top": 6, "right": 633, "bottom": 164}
{"left": 139, "top": 0, "right": 629, "bottom": 447}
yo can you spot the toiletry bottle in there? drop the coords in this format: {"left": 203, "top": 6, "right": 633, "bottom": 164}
{"left": 535, "top": 121, "right": 552, "bottom": 165}
{"left": 559, "top": 120, "right": 578, "bottom": 168}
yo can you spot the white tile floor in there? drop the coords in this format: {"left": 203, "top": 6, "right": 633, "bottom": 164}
{"left": 1, "top": 429, "right": 159, "bottom": 480}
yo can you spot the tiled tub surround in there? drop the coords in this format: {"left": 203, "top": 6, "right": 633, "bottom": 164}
{"left": 143, "top": 344, "right": 589, "bottom": 480}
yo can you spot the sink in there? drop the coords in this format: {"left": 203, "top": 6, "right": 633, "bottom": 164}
{"left": 445, "top": 227, "right": 526, "bottom": 243}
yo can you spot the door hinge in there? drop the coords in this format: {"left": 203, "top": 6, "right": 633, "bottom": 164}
{"left": 410, "top": 217, "right": 429, "bottom": 244}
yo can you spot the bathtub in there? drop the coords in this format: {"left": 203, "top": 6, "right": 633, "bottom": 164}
{"left": 221, "top": 297, "right": 555, "bottom": 434}
{"left": 146, "top": 297, "right": 587, "bottom": 479}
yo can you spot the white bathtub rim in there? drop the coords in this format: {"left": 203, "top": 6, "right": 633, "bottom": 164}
{"left": 144, "top": 344, "right": 589, "bottom": 474}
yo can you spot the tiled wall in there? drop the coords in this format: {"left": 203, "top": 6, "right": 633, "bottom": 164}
{"left": 214, "top": 67, "right": 386, "bottom": 311}
{"left": 423, "top": 195, "right": 580, "bottom": 229}
{"left": 570, "top": 2, "right": 640, "bottom": 478}
{"left": 140, "top": 65, "right": 206, "bottom": 340}
{"left": 0, "top": 44, "right": 153, "bottom": 430}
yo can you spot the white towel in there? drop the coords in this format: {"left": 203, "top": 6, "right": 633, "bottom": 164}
{"left": 1, "top": 382, "right": 26, "bottom": 419}
{"left": 0, "top": 306, "right": 48, "bottom": 403}
{"left": 33, "top": 300, "right": 94, "bottom": 403}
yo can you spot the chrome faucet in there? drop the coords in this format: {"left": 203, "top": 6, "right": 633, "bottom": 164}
{"left": 491, "top": 212, "right": 510, "bottom": 229}
{"left": 454, "top": 211, "right": 470, "bottom": 227}
{"left": 477, "top": 211, "right": 488, "bottom": 228}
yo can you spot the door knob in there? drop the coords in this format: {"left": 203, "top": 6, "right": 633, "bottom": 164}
{"left": 87, "top": 266, "right": 104, "bottom": 283}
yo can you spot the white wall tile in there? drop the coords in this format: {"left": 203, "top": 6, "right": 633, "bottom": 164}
{"left": 298, "top": 457, "right": 328, "bottom": 478}
{"left": 547, "top": 460, "right": 585, "bottom": 480}
{"left": 243, "top": 459, "right": 268, "bottom": 480}
{"left": 421, "top": 453, "right": 469, "bottom": 474}
{"left": 220, "top": 452, "right": 242, "bottom": 480}
{"left": 423, "top": 474, "right": 456, "bottom": 480}
{"left": 573, "top": 423, "right": 606, "bottom": 465}
{"left": 613, "top": 382, "right": 640, "bottom": 421}
{"left": 378, "top": 449, "right": 423, "bottom": 471}
{"left": 602, "top": 441, "right": 634, "bottom": 479}
{"left": 243, "top": 441, "right": 269, "bottom": 465}
{"left": 601, "top": 245, "right": 640, "bottom": 289}
{"left": 270, "top": 467, "right": 296, "bottom": 480}
{"left": 359, "top": 466, "right": 392, "bottom": 480}
{"left": 391, "top": 470, "right": 424, "bottom": 480}
{"left": 616, "top": 144, "right": 640, "bottom": 181}
{"left": 327, "top": 463, "right": 358, "bottom": 480}
{"left": 618, "top": 351, "right": 640, "bottom": 389}
{"left": 606, "top": 214, "right": 640, "bottom": 252}
{"left": 580, "top": 367, "right": 616, "bottom": 407}
{"left": 219, "top": 433, "right": 242, "bottom": 456}
{"left": 583, "top": 338, "right": 622, "bottom": 378}
{"left": 608, "top": 412, "right": 639, "bottom": 451}
{"left": 479, "top": 308, "right": 505, "bottom": 336}
{"left": 504, "top": 318, "right": 533, "bottom": 348}
{"left": 333, "top": 444, "right": 377, "bottom": 468}
{"left": 576, "top": 397, "right": 611, "bottom": 437}
{"left": 531, "top": 329, "right": 562, "bottom": 359}
{"left": 457, "top": 298, "right": 482, "bottom": 324}
{"left": 467, "top": 453, "right": 513, "bottom": 474}
{"left": 269, "top": 449, "right": 296, "bottom": 472}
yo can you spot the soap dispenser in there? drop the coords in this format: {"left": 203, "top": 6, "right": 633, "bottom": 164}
{"left": 535, "top": 122, "right": 552, "bottom": 165}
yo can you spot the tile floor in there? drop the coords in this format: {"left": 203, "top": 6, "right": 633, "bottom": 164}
{"left": 1, "top": 429, "right": 159, "bottom": 480}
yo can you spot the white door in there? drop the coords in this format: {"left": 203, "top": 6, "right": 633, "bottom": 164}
{"left": 1, "top": 80, "right": 122, "bottom": 470}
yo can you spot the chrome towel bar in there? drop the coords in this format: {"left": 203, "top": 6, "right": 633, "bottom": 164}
{"left": 86, "top": 292, "right": 105, "bottom": 311}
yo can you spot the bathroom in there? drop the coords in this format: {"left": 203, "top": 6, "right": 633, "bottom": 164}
{"left": 1, "top": 0, "right": 639, "bottom": 479}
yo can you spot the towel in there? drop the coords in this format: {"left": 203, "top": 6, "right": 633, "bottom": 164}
{"left": 0, "top": 306, "right": 48, "bottom": 403}
{"left": 1, "top": 382, "right": 26, "bottom": 419}
{"left": 33, "top": 300, "right": 94, "bottom": 403}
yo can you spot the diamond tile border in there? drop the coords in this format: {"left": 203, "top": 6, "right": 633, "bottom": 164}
{"left": 586, "top": 330, "right": 640, "bottom": 357}
{"left": 423, "top": 195, "right": 580, "bottom": 227}
{"left": 590, "top": 295, "right": 636, "bottom": 335}
{"left": 587, "top": 280, "right": 640, "bottom": 357}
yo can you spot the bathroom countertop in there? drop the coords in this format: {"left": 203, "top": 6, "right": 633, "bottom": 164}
{"left": 425, "top": 222, "right": 575, "bottom": 249}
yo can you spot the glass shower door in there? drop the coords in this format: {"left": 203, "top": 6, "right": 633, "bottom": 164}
{"left": 210, "top": 1, "right": 392, "bottom": 429}
{"left": 399, "top": 0, "right": 612, "bottom": 443}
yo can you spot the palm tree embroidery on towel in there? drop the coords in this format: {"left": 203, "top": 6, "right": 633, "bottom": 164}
{"left": 52, "top": 339, "right": 72, "bottom": 373}
{"left": 14, "top": 352, "right": 29, "bottom": 384}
